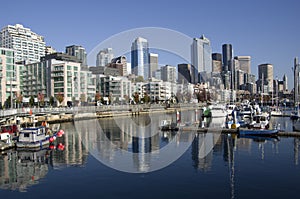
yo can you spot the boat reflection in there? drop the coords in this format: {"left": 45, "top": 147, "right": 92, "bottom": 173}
{"left": 0, "top": 149, "right": 50, "bottom": 192}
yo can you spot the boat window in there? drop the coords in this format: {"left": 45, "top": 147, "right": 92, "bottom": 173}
{"left": 24, "top": 133, "right": 30, "bottom": 137}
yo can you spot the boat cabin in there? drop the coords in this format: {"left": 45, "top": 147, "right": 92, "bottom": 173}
{"left": 18, "top": 126, "right": 47, "bottom": 143}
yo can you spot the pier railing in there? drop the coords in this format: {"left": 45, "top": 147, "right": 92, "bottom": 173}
{"left": 0, "top": 103, "right": 203, "bottom": 119}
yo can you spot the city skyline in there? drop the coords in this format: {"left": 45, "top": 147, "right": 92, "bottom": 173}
{"left": 0, "top": 0, "right": 300, "bottom": 89}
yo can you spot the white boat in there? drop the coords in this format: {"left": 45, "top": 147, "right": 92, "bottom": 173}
{"left": 270, "top": 108, "right": 282, "bottom": 117}
{"left": 208, "top": 104, "right": 227, "bottom": 118}
{"left": 16, "top": 126, "right": 57, "bottom": 148}
{"left": 248, "top": 114, "right": 270, "bottom": 129}
{"left": 226, "top": 104, "right": 236, "bottom": 116}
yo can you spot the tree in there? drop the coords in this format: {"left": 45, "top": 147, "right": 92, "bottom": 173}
{"left": 133, "top": 92, "right": 139, "bottom": 104}
{"left": 135, "top": 76, "right": 144, "bottom": 82}
{"left": 95, "top": 93, "right": 102, "bottom": 102}
{"left": 80, "top": 93, "right": 86, "bottom": 103}
{"left": 142, "top": 92, "right": 151, "bottom": 104}
{"left": 29, "top": 96, "right": 35, "bottom": 107}
{"left": 5, "top": 96, "right": 11, "bottom": 109}
{"left": 49, "top": 96, "right": 55, "bottom": 107}
{"left": 38, "top": 93, "right": 45, "bottom": 107}
{"left": 56, "top": 93, "right": 64, "bottom": 106}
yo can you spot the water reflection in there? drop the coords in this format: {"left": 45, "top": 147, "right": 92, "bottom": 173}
{"left": 1, "top": 111, "right": 300, "bottom": 195}
{"left": 0, "top": 149, "right": 49, "bottom": 192}
{"left": 0, "top": 122, "right": 89, "bottom": 191}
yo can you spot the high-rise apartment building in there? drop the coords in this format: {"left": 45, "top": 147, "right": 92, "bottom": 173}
{"left": 191, "top": 35, "right": 212, "bottom": 83}
{"left": 0, "top": 24, "right": 45, "bottom": 63}
{"left": 149, "top": 53, "right": 158, "bottom": 78}
{"left": 96, "top": 48, "right": 114, "bottom": 67}
{"left": 131, "top": 37, "right": 149, "bottom": 80}
{"left": 65, "top": 45, "right": 87, "bottom": 67}
{"left": 0, "top": 47, "right": 19, "bottom": 107}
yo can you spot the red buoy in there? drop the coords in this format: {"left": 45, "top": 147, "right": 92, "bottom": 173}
{"left": 57, "top": 143, "right": 65, "bottom": 151}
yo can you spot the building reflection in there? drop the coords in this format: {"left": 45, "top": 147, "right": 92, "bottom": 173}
{"left": 0, "top": 122, "right": 90, "bottom": 191}
{"left": 50, "top": 122, "right": 89, "bottom": 169}
{"left": 0, "top": 150, "right": 49, "bottom": 191}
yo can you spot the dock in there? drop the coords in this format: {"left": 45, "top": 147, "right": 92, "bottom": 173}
{"left": 180, "top": 126, "right": 300, "bottom": 137}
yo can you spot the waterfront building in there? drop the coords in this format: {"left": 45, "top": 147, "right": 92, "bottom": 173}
{"left": 161, "top": 65, "right": 176, "bottom": 83}
{"left": 0, "top": 47, "right": 19, "bottom": 107}
{"left": 191, "top": 35, "right": 212, "bottom": 83}
{"left": 258, "top": 63, "right": 274, "bottom": 94}
{"left": 41, "top": 52, "right": 95, "bottom": 106}
{"left": 131, "top": 37, "right": 149, "bottom": 80}
{"left": 98, "top": 75, "right": 132, "bottom": 103}
{"left": 65, "top": 45, "right": 87, "bottom": 67}
{"left": 149, "top": 53, "right": 158, "bottom": 78}
{"left": 143, "top": 79, "right": 175, "bottom": 101}
{"left": 0, "top": 24, "right": 45, "bottom": 63}
{"left": 96, "top": 48, "right": 114, "bottom": 67}
{"left": 20, "top": 61, "right": 47, "bottom": 101}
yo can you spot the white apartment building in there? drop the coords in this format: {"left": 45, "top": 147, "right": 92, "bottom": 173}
{"left": 0, "top": 47, "right": 19, "bottom": 107}
{"left": 0, "top": 24, "right": 45, "bottom": 63}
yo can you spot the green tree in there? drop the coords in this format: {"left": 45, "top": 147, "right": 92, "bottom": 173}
{"left": 56, "top": 93, "right": 64, "bottom": 106}
{"left": 142, "top": 93, "right": 151, "bottom": 104}
{"left": 135, "top": 76, "right": 144, "bottom": 82}
{"left": 6, "top": 96, "right": 11, "bottom": 108}
{"left": 133, "top": 92, "right": 139, "bottom": 104}
{"left": 49, "top": 96, "right": 55, "bottom": 106}
{"left": 29, "top": 96, "right": 35, "bottom": 107}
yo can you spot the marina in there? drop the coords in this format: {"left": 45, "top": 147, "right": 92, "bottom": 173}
{"left": 0, "top": 112, "right": 300, "bottom": 198}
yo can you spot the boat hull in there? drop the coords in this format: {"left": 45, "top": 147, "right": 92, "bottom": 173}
{"left": 16, "top": 139, "right": 50, "bottom": 148}
{"left": 238, "top": 129, "right": 278, "bottom": 136}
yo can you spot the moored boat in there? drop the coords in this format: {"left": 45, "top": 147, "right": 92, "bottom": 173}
{"left": 238, "top": 129, "right": 279, "bottom": 136}
{"left": 16, "top": 126, "right": 59, "bottom": 149}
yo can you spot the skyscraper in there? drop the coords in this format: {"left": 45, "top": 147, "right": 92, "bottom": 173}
{"left": 178, "top": 63, "right": 194, "bottom": 84}
{"left": 235, "top": 56, "right": 251, "bottom": 74}
{"left": 161, "top": 65, "right": 176, "bottom": 83}
{"left": 222, "top": 44, "right": 233, "bottom": 72}
{"left": 258, "top": 63, "right": 274, "bottom": 93}
{"left": 131, "top": 37, "right": 149, "bottom": 80}
{"left": 212, "top": 53, "right": 222, "bottom": 73}
{"left": 0, "top": 24, "right": 45, "bottom": 63}
{"left": 191, "top": 35, "right": 212, "bottom": 83}
{"left": 96, "top": 48, "right": 114, "bottom": 67}
{"left": 65, "top": 45, "right": 87, "bottom": 67}
{"left": 149, "top": 53, "right": 158, "bottom": 78}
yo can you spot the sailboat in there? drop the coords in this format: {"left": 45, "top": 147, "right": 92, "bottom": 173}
{"left": 270, "top": 80, "right": 282, "bottom": 117}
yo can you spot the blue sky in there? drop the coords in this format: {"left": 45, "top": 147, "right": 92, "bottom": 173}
{"left": 1, "top": 0, "right": 300, "bottom": 88}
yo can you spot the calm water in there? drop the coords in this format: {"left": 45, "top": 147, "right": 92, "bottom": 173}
{"left": 1, "top": 111, "right": 300, "bottom": 199}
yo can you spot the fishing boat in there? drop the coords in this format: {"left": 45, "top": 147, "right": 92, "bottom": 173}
{"left": 16, "top": 126, "right": 59, "bottom": 149}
